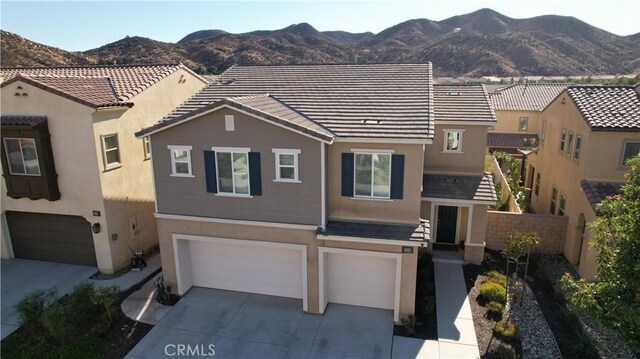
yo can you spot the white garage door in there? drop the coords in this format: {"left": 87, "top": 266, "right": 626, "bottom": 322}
{"left": 187, "top": 239, "right": 304, "bottom": 299}
{"left": 325, "top": 251, "right": 397, "bottom": 310}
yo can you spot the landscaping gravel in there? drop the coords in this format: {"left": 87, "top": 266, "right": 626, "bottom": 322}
{"left": 537, "top": 255, "right": 638, "bottom": 359}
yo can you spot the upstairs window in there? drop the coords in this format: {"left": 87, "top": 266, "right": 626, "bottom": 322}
{"left": 550, "top": 186, "right": 558, "bottom": 215}
{"left": 443, "top": 130, "right": 463, "bottom": 152}
{"left": 559, "top": 193, "right": 567, "bottom": 216}
{"left": 559, "top": 129, "right": 567, "bottom": 154}
{"left": 540, "top": 120, "right": 547, "bottom": 143}
{"left": 622, "top": 141, "right": 640, "bottom": 167}
{"left": 354, "top": 152, "right": 391, "bottom": 198}
{"left": 519, "top": 117, "right": 529, "bottom": 131}
{"left": 273, "top": 149, "right": 300, "bottom": 182}
{"left": 534, "top": 173, "right": 541, "bottom": 196}
{"left": 214, "top": 147, "right": 250, "bottom": 195}
{"left": 566, "top": 131, "right": 574, "bottom": 158}
{"left": 3, "top": 138, "right": 40, "bottom": 176}
{"left": 143, "top": 137, "right": 151, "bottom": 160}
{"left": 168, "top": 145, "right": 193, "bottom": 177}
{"left": 574, "top": 136, "right": 582, "bottom": 160}
{"left": 101, "top": 134, "right": 120, "bottom": 169}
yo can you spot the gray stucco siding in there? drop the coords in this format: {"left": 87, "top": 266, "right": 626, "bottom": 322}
{"left": 151, "top": 108, "right": 322, "bottom": 225}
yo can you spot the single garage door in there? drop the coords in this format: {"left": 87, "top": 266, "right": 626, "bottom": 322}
{"left": 187, "top": 239, "right": 304, "bottom": 299}
{"left": 6, "top": 211, "right": 97, "bottom": 266}
{"left": 323, "top": 250, "right": 398, "bottom": 311}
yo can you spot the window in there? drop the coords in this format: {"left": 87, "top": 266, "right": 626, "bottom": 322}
{"left": 354, "top": 152, "right": 391, "bottom": 198}
{"left": 273, "top": 149, "right": 300, "bottom": 182}
{"left": 143, "top": 137, "right": 151, "bottom": 160}
{"left": 534, "top": 173, "right": 541, "bottom": 196}
{"left": 566, "top": 131, "right": 574, "bottom": 158}
{"left": 168, "top": 145, "right": 193, "bottom": 176}
{"left": 225, "top": 115, "right": 235, "bottom": 131}
{"left": 559, "top": 129, "right": 567, "bottom": 154}
{"left": 443, "top": 130, "right": 463, "bottom": 152}
{"left": 621, "top": 141, "right": 640, "bottom": 166}
{"left": 214, "top": 148, "right": 250, "bottom": 195}
{"left": 559, "top": 193, "right": 567, "bottom": 216}
{"left": 519, "top": 117, "right": 529, "bottom": 131}
{"left": 101, "top": 134, "right": 120, "bottom": 169}
{"left": 540, "top": 120, "right": 547, "bottom": 143}
{"left": 3, "top": 138, "right": 40, "bottom": 176}
{"left": 550, "top": 187, "right": 558, "bottom": 215}
{"left": 574, "top": 136, "right": 582, "bottom": 160}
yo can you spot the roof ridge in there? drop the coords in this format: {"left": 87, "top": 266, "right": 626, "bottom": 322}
{"left": 267, "top": 94, "right": 337, "bottom": 137}
{"left": 1, "top": 63, "right": 182, "bottom": 71}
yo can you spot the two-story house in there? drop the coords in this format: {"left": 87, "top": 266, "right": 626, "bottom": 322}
{"left": 526, "top": 85, "right": 640, "bottom": 280}
{"left": 0, "top": 64, "right": 207, "bottom": 274}
{"left": 136, "top": 64, "right": 496, "bottom": 322}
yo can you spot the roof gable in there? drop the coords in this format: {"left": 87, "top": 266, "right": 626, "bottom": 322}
{"left": 490, "top": 83, "right": 570, "bottom": 111}
{"left": 566, "top": 85, "right": 640, "bottom": 132}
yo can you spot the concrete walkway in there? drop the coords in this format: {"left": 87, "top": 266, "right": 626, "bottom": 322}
{"left": 121, "top": 273, "right": 171, "bottom": 325}
{"left": 90, "top": 253, "right": 161, "bottom": 292}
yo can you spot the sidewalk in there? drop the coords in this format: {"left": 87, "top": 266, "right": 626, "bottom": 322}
{"left": 120, "top": 272, "right": 171, "bottom": 325}
{"left": 89, "top": 252, "right": 161, "bottom": 292}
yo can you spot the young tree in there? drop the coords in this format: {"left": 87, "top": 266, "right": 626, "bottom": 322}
{"left": 562, "top": 156, "right": 640, "bottom": 351}
{"left": 502, "top": 231, "right": 543, "bottom": 301}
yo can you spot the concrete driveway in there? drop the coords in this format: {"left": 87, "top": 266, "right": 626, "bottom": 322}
{"left": 126, "top": 287, "right": 394, "bottom": 359}
{"left": 1, "top": 259, "right": 96, "bottom": 339}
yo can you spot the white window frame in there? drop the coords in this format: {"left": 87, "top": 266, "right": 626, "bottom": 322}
{"left": 566, "top": 131, "right": 574, "bottom": 158}
{"left": 353, "top": 151, "right": 392, "bottom": 199}
{"left": 574, "top": 135, "right": 582, "bottom": 161}
{"left": 212, "top": 146, "right": 251, "bottom": 197}
{"left": 101, "top": 133, "right": 121, "bottom": 170}
{"left": 621, "top": 141, "right": 640, "bottom": 167}
{"left": 143, "top": 136, "right": 151, "bottom": 160}
{"left": 550, "top": 186, "right": 558, "bottom": 215}
{"left": 225, "top": 115, "right": 235, "bottom": 131}
{"left": 534, "top": 173, "right": 541, "bottom": 196}
{"left": 540, "top": 120, "right": 547, "bottom": 143}
{"left": 442, "top": 129, "right": 464, "bottom": 153}
{"left": 272, "top": 149, "right": 301, "bottom": 183}
{"left": 559, "top": 129, "right": 567, "bottom": 154}
{"left": 168, "top": 145, "right": 194, "bottom": 177}
{"left": 559, "top": 192, "right": 567, "bottom": 216}
{"left": 3, "top": 137, "right": 41, "bottom": 176}
{"left": 518, "top": 117, "right": 529, "bottom": 132}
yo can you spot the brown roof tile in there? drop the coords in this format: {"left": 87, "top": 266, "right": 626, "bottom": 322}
{"left": 433, "top": 84, "right": 496, "bottom": 123}
{"left": 0, "top": 115, "right": 47, "bottom": 127}
{"left": 487, "top": 133, "right": 539, "bottom": 149}
{"left": 490, "top": 83, "right": 569, "bottom": 111}
{"left": 567, "top": 85, "right": 640, "bottom": 132}
{"left": 581, "top": 180, "right": 623, "bottom": 213}
{"left": 422, "top": 174, "right": 497, "bottom": 202}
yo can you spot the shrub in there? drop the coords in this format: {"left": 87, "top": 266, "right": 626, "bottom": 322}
{"left": 486, "top": 271, "right": 507, "bottom": 286}
{"left": 486, "top": 301, "right": 504, "bottom": 315}
{"left": 479, "top": 281, "right": 507, "bottom": 304}
{"left": 560, "top": 328, "right": 600, "bottom": 359}
{"left": 400, "top": 315, "right": 419, "bottom": 337}
{"left": 494, "top": 321, "right": 519, "bottom": 339}
{"left": 15, "top": 289, "right": 58, "bottom": 330}
{"left": 493, "top": 344, "right": 516, "bottom": 359}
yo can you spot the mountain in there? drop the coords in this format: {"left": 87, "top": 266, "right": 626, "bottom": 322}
{"left": 2, "top": 9, "right": 639, "bottom": 76}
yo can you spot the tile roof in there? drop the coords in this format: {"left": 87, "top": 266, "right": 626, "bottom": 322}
{"left": 153, "top": 63, "right": 435, "bottom": 140}
{"left": 487, "top": 133, "right": 539, "bottom": 149}
{"left": 136, "top": 94, "right": 335, "bottom": 142}
{"left": 318, "top": 220, "right": 430, "bottom": 243}
{"left": 433, "top": 85, "right": 496, "bottom": 123}
{"left": 489, "top": 83, "right": 569, "bottom": 111}
{"left": 567, "top": 85, "right": 640, "bottom": 132}
{"left": 580, "top": 180, "right": 623, "bottom": 213}
{"left": 1, "top": 64, "right": 204, "bottom": 107}
{"left": 0, "top": 115, "right": 47, "bottom": 127}
{"left": 422, "top": 174, "right": 497, "bottom": 203}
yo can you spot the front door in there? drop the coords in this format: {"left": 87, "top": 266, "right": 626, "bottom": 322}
{"left": 437, "top": 206, "right": 458, "bottom": 243}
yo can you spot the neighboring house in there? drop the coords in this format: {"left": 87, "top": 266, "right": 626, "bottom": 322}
{"left": 0, "top": 64, "right": 207, "bottom": 274}
{"left": 525, "top": 85, "right": 640, "bottom": 280}
{"left": 488, "top": 83, "right": 568, "bottom": 156}
{"left": 136, "top": 63, "right": 496, "bottom": 321}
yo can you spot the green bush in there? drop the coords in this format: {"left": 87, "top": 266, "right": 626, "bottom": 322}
{"left": 400, "top": 315, "right": 419, "bottom": 337}
{"left": 486, "top": 271, "right": 507, "bottom": 286}
{"left": 479, "top": 281, "right": 507, "bottom": 304}
{"left": 486, "top": 301, "right": 504, "bottom": 315}
{"left": 493, "top": 344, "right": 516, "bottom": 359}
{"left": 560, "top": 328, "right": 600, "bottom": 359}
{"left": 15, "top": 289, "right": 57, "bottom": 330}
{"left": 494, "top": 321, "right": 519, "bottom": 339}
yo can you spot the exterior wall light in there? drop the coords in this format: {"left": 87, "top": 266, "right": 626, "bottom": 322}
{"left": 91, "top": 223, "right": 101, "bottom": 234}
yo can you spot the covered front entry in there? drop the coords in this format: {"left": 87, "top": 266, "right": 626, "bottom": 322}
{"left": 172, "top": 234, "right": 308, "bottom": 310}
{"left": 5, "top": 211, "right": 97, "bottom": 266}
{"left": 437, "top": 206, "right": 458, "bottom": 243}
{"left": 319, "top": 247, "right": 401, "bottom": 321}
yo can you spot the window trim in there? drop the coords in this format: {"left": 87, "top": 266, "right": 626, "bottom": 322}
{"left": 566, "top": 131, "right": 574, "bottom": 158}
{"left": 559, "top": 129, "right": 567, "bottom": 154}
{"left": 518, "top": 117, "right": 529, "bottom": 132}
{"left": 272, "top": 148, "right": 301, "bottom": 183}
{"left": 573, "top": 135, "right": 582, "bottom": 161}
{"left": 550, "top": 186, "right": 558, "bottom": 215}
{"left": 212, "top": 146, "right": 252, "bottom": 197}
{"left": 621, "top": 140, "right": 640, "bottom": 167}
{"left": 534, "top": 173, "right": 541, "bottom": 196}
{"left": 442, "top": 129, "right": 464, "bottom": 153}
{"left": 353, "top": 151, "right": 392, "bottom": 199}
{"left": 168, "top": 145, "right": 194, "bottom": 177}
{"left": 101, "top": 133, "right": 121, "bottom": 170}
{"left": 559, "top": 192, "right": 567, "bottom": 216}
{"left": 540, "top": 120, "right": 547, "bottom": 143}
{"left": 3, "top": 137, "right": 41, "bottom": 176}
{"left": 143, "top": 136, "right": 151, "bottom": 160}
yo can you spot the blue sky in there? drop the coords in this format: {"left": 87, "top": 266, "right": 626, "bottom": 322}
{"left": 1, "top": 1, "right": 639, "bottom": 51}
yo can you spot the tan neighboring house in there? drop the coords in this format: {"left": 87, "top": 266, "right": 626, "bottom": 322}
{"left": 136, "top": 63, "right": 496, "bottom": 322}
{"left": 488, "top": 83, "right": 568, "bottom": 156}
{"left": 526, "top": 85, "right": 640, "bottom": 280}
{"left": 0, "top": 64, "right": 207, "bottom": 274}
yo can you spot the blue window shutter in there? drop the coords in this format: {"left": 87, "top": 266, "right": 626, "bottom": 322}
{"left": 249, "top": 152, "right": 262, "bottom": 196}
{"left": 204, "top": 150, "right": 217, "bottom": 193}
{"left": 341, "top": 153, "right": 354, "bottom": 197}
{"left": 390, "top": 154, "right": 404, "bottom": 199}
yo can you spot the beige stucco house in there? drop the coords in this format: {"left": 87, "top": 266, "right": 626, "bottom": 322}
{"left": 525, "top": 85, "right": 640, "bottom": 280}
{"left": 136, "top": 64, "right": 496, "bottom": 322}
{"left": 0, "top": 64, "right": 207, "bottom": 274}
